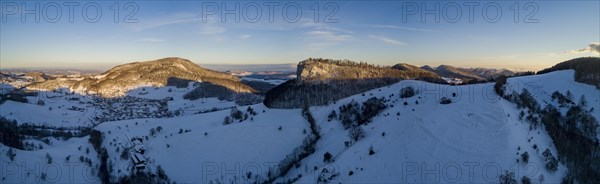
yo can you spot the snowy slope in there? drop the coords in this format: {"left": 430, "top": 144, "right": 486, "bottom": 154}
{"left": 2, "top": 70, "right": 597, "bottom": 183}
{"left": 0, "top": 83, "right": 14, "bottom": 94}
{"left": 279, "top": 80, "right": 568, "bottom": 183}
{"left": 0, "top": 137, "right": 99, "bottom": 183}
{"left": 94, "top": 103, "right": 309, "bottom": 183}
{"left": 125, "top": 85, "right": 237, "bottom": 116}
{"left": 506, "top": 70, "right": 600, "bottom": 123}
{"left": 0, "top": 93, "right": 98, "bottom": 127}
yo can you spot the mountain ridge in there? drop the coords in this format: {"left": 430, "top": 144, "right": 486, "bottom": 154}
{"left": 537, "top": 57, "right": 600, "bottom": 89}
{"left": 264, "top": 58, "right": 447, "bottom": 108}
{"left": 29, "top": 57, "right": 255, "bottom": 97}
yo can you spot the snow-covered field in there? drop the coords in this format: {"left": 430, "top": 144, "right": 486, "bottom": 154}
{"left": 0, "top": 92, "right": 98, "bottom": 127}
{"left": 279, "top": 79, "right": 567, "bottom": 183}
{"left": 95, "top": 105, "right": 309, "bottom": 183}
{"left": 0, "top": 136, "right": 98, "bottom": 183}
{"left": 0, "top": 83, "right": 15, "bottom": 94}
{"left": 506, "top": 70, "right": 600, "bottom": 123}
{"left": 1, "top": 70, "right": 597, "bottom": 183}
{"left": 125, "top": 85, "right": 237, "bottom": 116}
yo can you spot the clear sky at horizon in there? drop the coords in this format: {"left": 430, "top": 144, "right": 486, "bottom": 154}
{"left": 1, "top": 0, "right": 599, "bottom": 71}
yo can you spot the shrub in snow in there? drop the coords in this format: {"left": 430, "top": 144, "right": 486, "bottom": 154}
{"left": 368, "top": 146, "right": 375, "bottom": 155}
{"left": 98, "top": 148, "right": 110, "bottom": 184}
{"left": 498, "top": 170, "right": 516, "bottom": 184}
{"left": 327, "top": 110, "right": 337, "bottom": 122}
{"left": 230, "top": 107, "right": 244, "bottom": 120}
{"left": 521, "top": 176, "right": 531, "bottom": 184}
{"left": 439, "top": 97, "right": 452, "bottom": 104}
{"left": 157, "top": 165, "right": 168, "bottom": 180}
{"left": 338, "top": 101, "right": 360, "bottom": 129}
{"left": 542, "top": 149, "right": 558, "bottom": 172}
{"left": 89, "top": 130, "right": 102, "bottom": 151}
{"left": 494, "top": 75, "right": 507, "bottom": 96}
{"left": 323, "top": 152, "right": 332, "bottom": 163}
{"left": 46, "top": 153, "right": 53, "bottom": 164}
{"left": 359, "top": 97, "right": 387, "bottom": 125}
{"left": 6, "top": 148, "right": 15, "bottom": 161}
{"left": 348, "top": 126, "right": 366, "bottom": 142}
{"left": 223, "top": 116, "right": 231, "bottom": 125}
{"left": 246, "top": 106, "right": 257, "bottom": 116}
{"left": 512, "top": 89, "right": 540, "bottom": 113}
{"left": 338, "top": 98, "right": 386, "bottom": 129}
{"left": 400, "top": 86, "right": 416, "bottom": 98}
{"left": 317, "top": 167, "right": 339, "bottom": 184}
{"left": 120, "top": 148, "right": 130, "bottom": 160}
{"left": 149, "top": 128, "right": 156, "bottom": 136}
{"left": 520, "top": 152, "right": 529, "bottom": 164}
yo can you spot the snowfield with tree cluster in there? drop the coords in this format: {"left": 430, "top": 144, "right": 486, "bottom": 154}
{"left": 0, "top": 69, "right": 598, "bottom": 183}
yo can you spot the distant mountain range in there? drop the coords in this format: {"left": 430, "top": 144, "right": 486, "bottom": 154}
{"left": 1, "top": 56, "right": 598, "bottom": 184}
{"left": 12, "top": 56, "right": 600, "bottom": 107}
{"left": 421, "top": 64, "right": 515, "bottom": 83}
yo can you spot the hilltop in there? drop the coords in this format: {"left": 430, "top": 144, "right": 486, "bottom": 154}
{"left": 264, "top": 58, "right": 446, "bottom": 108}
{"left": 421, "top": 65, "right": 515, "bottom": 83}
{"left": 0, "top": 57, "right": 598, "bottom": 183}
{"left": 537, "top": 57, "right": 600, "bottom": 89}
{"left": 29, "top": 57, "right": 256, "bottom": 97}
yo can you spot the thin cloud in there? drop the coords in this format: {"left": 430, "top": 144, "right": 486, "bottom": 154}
{"left": 364, "top": 24, "right": 480, "bottom": 39}
{"left": 306, "top": 31, "right": 351, "bottom": 42}
{"left": 369, "top": 24, "right": 440, "bottom": 33}
{"left": 239, "top": 34, "right": 251, "bottom": 39}
{"left": 368, "top": 35, "right": 405, "bottom": 45}
{"left": 132, "top": 12, "right": 226, "bottom": 35}
{"left": 565, "top": 42, "right": 600, "bottom": 54}
{"left": 198, "top": 17, "right": 227, "bottom": 35}
{"left": 138, "top": 38, "right": 166, "bottom": 42}
{"left": 132, "top": 12, "right": 201, "bottom": 31}
{"left": 305, "top": 30, "right": 352, "bottom": 50}
{"left": 200, "top": 25, "right": 226, "bottom": 35}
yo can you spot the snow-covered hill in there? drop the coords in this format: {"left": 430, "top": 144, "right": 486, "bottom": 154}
{"left": 278, "top": 78, "right": 568, "bottom": 183}
{"left": 94, "top": 104, "right": 309, "bottom": 183}
{"left": 1, "top": 70, "right": 597, "bottom": 183}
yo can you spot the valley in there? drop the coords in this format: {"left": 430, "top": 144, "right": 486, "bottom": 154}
{"left": 0, "top": 57, "right": 598, "bottom": 183}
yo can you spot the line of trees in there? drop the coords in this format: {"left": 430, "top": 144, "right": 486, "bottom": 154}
{"left": 337, "top": 97, "right": 387, "bottom": 129}
{"left": 262, "top": 103, "right": 321, "bottom": 184}
{"left": 502, "top": 88, "right": 599, "bottom": 183}
{"left": 0, "top": 116, "right": 91, "bottom": 150}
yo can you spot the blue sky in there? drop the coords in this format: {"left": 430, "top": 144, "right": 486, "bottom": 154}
{"left": 1, "top": 0, "right": 599, "bottom": 71}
